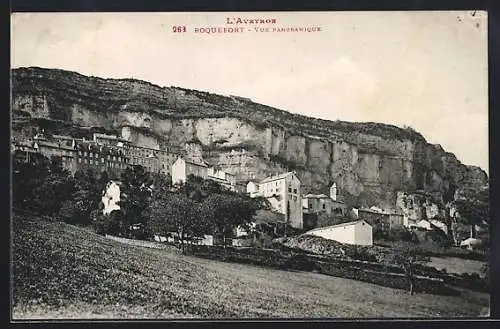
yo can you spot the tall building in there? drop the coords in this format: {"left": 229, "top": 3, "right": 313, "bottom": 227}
{"left": 247, "top": 171, "right": 303, "bottom": 229}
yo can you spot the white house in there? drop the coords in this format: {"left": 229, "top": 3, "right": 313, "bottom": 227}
{"left": 248, "top": 171, "right": 303, "bottom": 229}
{"left": 305, "top": 220, "right": 373, "bottom": 246}
{"left": 171, "top": 157, "right": 208, "bottom": 184}
{"left": 102, "top": 180, "right": 121, "bottom": 215}
{"left": 460, "top": 237, "right": 482, "bottom": 250}
{"left": 412, "top": 219, "right": 432, "bottom": 230}
{"left": 246, "top": 181, "right": 260, "bottom": 197}
{"left": 330, "top": 183, "right": 338, "bottom": 201}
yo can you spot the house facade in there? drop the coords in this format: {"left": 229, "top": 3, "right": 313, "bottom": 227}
{"left": 305, "top": 220, "right": 373, "bottom": 246}
{"left": 207, "top": 167, "right": 236, "bottom": 191}
{"left": 302, "top": 194, "right": 348, "bottom": 217}
{"left": 171, "top": 157, "right": 209, "bottom": 184}
{"left": 246, "top": 181, "right": 260, "bottom": 198}
{"left": 357, "top": 208, "right": 404, "bottom": 232}
{"left": 248, "top": 171, "right": 303, "bottom": 229}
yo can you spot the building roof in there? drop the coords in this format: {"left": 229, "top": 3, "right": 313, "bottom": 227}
{"left": 303, "top": 193, "right": 329, "bottom": 199}
{"left": 260, "top": 171, "right": 296, "bottom": 183}
{"left": 207, "top": 176, "right": 231, "bottom": 184}
{"left": 358, "top": 208, "right": 401, "bottom": 216}
{"left": 306, "top": 220, "right": 371, "bottom": 233}
{"left": 93, "top": 133, "right": 118, "bottom": 140}
{"left": 460, "top": 237, "right": 482, "bottom": 246}
{"left": 177, "top": 157, "right": 209, "bottom": 167}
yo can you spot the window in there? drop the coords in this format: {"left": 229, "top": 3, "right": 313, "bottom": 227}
{"left": 293, "top": 196, "right": 297, "bottom": 201}
{"left": 84, "top": 152, "right": 87, "bottom": 156}
{"left": 293, "top": 188, "right": 297, "bottom": 194}
{"left": 101, "top": 158, "right": 104, "bottom": 163}
{"left": 288, "top": 187, "right": 292, "bottom": 193}
{"left": 323, "top": 204, "right": 326, "bottom": 210}
{"left": 90, "top": 159, "right": 93, "bottom": 165}
{"left": 78, "top": 158, "right": 81, "bottom": 163}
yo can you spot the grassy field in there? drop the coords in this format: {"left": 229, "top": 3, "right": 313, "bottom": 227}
{"left": 428, "top": 257, "right": 486, "bottom": 276}
{"left": 12, "top": 215, "right": 490, "bottom": 319}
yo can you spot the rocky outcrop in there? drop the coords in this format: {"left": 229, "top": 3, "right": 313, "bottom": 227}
{"left": 11, "top": 67, "right": 488, "bottom": 210}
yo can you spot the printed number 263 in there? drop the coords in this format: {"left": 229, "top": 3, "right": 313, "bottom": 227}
{"left": 173, "top": 26, "right": 186, "bottom": 32}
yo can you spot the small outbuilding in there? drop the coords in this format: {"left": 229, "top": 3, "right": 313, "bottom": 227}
{"left": 305, "top": 220, "right": 373, "bottom": 246}
{"left": 460, "top": 237, "right": 482, "bottom": 250}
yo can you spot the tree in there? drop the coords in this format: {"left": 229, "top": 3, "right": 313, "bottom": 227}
{"left": 481, "top": 262, "right": 490, "bottom": 287}
{"left": 202, "top": 194, "right": 258, "bottom": 248}
{"left": 59, "top": 200, "right": 79, "bottom": 224}
{"left": 149, "top": 193, "right": 210, "bottom": 252}
{"left": 71, "top": 169, "right": 109, "bottom": 225}
{"left": 118, "top": 166, "right": 153, "bottom": 237}
{"left": 12, "top": 153, "right": 51, "bottom": 211}
{"left": 453, "top": 186, "right": 489, "bottom": 239}
{"left": 31, "top": 168, "right": 75, "bottom": 216}
{"left": 383, "top": 243, "right": 431, "bottom": 295}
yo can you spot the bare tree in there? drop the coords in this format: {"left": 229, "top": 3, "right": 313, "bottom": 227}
{"left": 384, "top": 243, "right": 431, "bottom": 295}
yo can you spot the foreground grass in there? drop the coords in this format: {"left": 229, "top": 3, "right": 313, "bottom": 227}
{"left": 12, "top": 215, "right": 489, "bottom": 319}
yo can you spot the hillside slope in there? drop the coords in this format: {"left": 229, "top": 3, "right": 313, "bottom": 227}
{"left": 11, "top": 67, "right": 488, "bottom": 208}
{"left": 12, "top": 215, "right": 489, "bottom": 319}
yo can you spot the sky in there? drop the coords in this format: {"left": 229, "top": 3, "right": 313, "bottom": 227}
{"left": 11, "top": 11, "right": 488, "bottom": 173}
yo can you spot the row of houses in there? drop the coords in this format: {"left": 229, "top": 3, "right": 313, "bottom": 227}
{"left": 13, "top": 131, "right": 457, "bottom": 247}
{"left": 12, "top": 131, "right": 238, "bottom": 191}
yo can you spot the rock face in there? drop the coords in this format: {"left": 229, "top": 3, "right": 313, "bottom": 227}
{"left": 11, "top": 67, "right": 488, "bottom": 210}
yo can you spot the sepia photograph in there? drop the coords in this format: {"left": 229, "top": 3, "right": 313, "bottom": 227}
{"left": 10, "top": 11, "right": 490, "bottom": 319}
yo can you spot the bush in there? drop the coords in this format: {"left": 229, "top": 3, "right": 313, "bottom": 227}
{"left": 92, "top": 215, "right": 109, "bottom": 236}
{"left": 284, "top": 253, "right": 318, "bottom": 271}
{"left": 58, "top": 200, "right": 79, "bottom": 224}
{"left": 387, "top": 227, "right": 413, "bottom": 242}
{"left": 345, "top": 246, "right": 378, "bottom": 262}
{"left": 426, "top": 229, "right": 453, "bottom": 248}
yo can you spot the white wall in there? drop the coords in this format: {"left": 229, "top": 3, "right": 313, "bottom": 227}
{"left": 354, "top": 221, "right": 373, "bottom": 246}
{"left": 310, "top": 225, "right": 356, "bottom": 244}
{"left": 309, "top": 222, "right": 372, "bottom": 246}
{"left": 172, "top": 158, "right": 186, "bottom": 184}
{"left": 102, "top": 181, "right": 120, "bottom": 215}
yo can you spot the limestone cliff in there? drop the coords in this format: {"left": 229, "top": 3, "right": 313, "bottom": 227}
{"left": 11, "top": 67, "right": 488, "bottom": 210}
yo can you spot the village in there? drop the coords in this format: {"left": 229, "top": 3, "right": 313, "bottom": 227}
{"left": 11, "top": 129, "right": 483, "bottom": 251}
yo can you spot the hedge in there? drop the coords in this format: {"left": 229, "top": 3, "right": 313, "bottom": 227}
{"left": 188, "top": 245, "right": 458, "bottom": 295}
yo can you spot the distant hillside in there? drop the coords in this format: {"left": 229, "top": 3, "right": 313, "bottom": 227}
{"left": 11, "top": 67, "right": 488, "bottom": 209}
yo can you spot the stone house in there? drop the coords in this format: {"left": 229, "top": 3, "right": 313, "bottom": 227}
{"left": 248, "top": 171, "right": 303, "bottom": 229}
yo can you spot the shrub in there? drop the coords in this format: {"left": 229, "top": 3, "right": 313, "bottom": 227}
{"left": 345, "top": 246, "right": 378, "bottom": 262}
{"left": 426, "top": 229, "right": 453, "bottom": 248}
{"left": 284, "top": 253, "right": 318, "bottom": 271}
{"left": 386, "top": 227, "right": 413, "bottom": 242}
{"left": 58, "top": 200, "right": 79, "bottom": 224}
{"left": 92, "top": 215, "right": 109, "bottom": 236}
